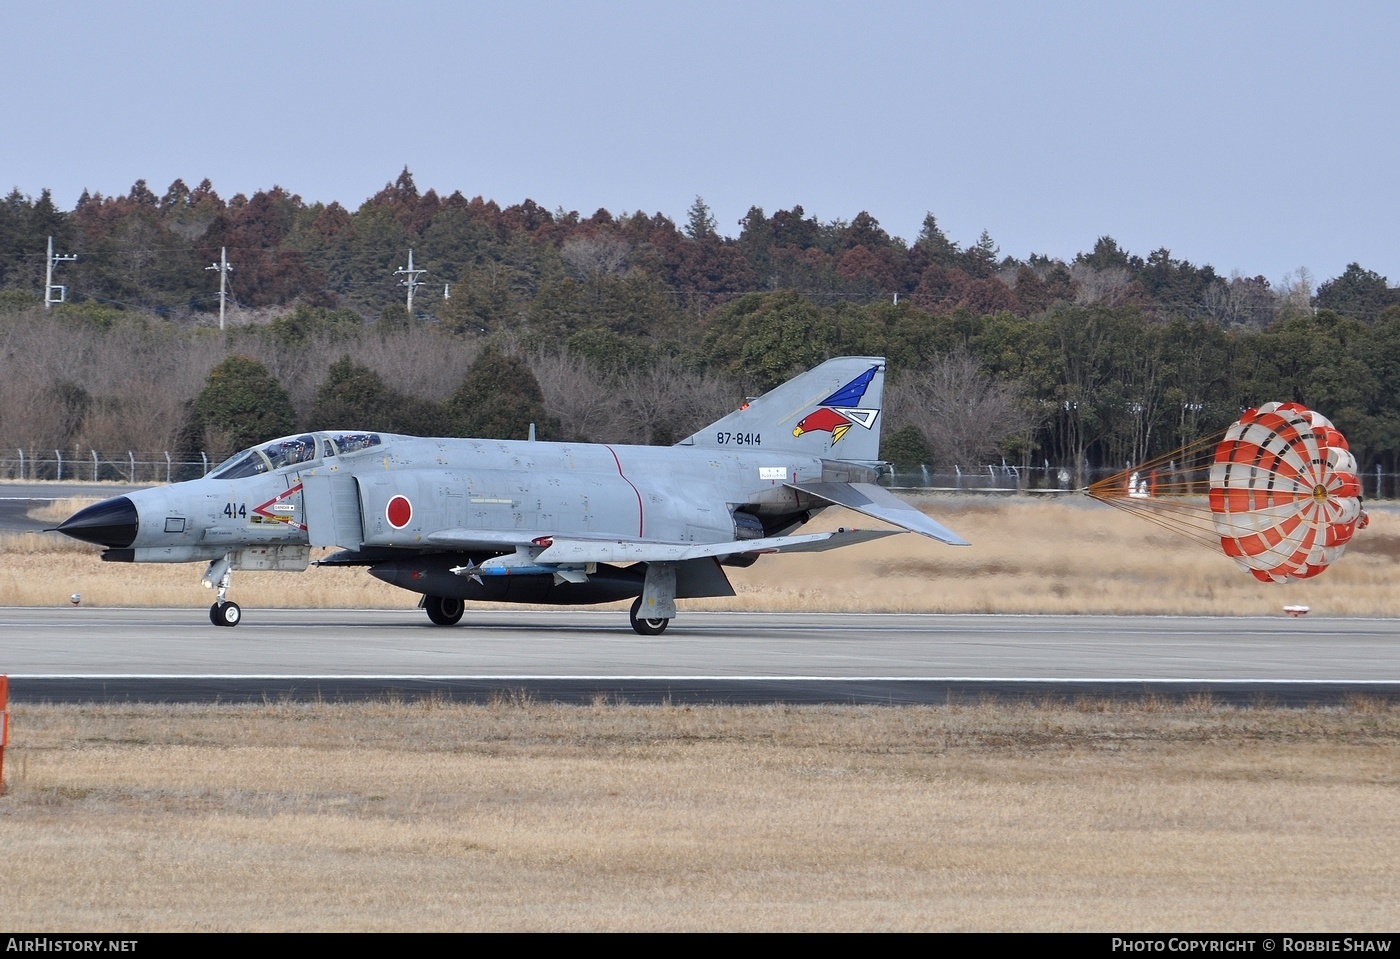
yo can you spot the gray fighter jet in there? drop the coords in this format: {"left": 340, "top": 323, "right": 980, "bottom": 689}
{"left": 55, "top": 356, "right": 968, "bottom": 632}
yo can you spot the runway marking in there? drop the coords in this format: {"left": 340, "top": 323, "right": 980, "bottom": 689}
{"left": 3, "top": 614, "right": 1393, "bottom": 636}
{"left": 8, "top": 674, "right": 1400, "bottom": 684}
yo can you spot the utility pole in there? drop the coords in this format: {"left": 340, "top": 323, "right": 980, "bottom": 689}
{"left": 205, "top": 246, "right": 232, "bottom": 330}
{"left": 44, "top": 236, "right": 77, "bottom": 310}
{"left": 394, "top": 248, "right": 426, "bottom": 316}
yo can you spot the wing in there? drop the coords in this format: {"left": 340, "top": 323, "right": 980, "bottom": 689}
{"left": 531, "top": 528, "right": 902, "bottom": 565}
{"left": 425, "top": 529, "right": 553, "bottom": 550}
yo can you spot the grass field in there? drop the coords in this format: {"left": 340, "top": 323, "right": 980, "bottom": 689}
{"left": 4, "top": 699, "right": 1398, "bottom": 932}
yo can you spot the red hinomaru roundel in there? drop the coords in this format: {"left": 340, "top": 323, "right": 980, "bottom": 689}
{"left": 386, "top": 494, "right": 413, "bottom": 529}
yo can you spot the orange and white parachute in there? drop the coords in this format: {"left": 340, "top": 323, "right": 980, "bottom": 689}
{"left": 1088, "top": 402, "right": 1366, "bottom": 582}
{"left": 1209, "top": 403, "right": 1363, "bottom": 582}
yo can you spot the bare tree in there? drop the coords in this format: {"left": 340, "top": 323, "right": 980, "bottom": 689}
{"left": 531, "top": 348, "right": 628, "bottom": 443}
{"left": 886, "top": 352, "right": 1033, "bottom": 468}
{"left": 1202, "top": 272, "right": 1276, "bottom": 328}
{"left": 531, "top": 349, "right": 739, "bottom": 446}
{"left": 616, "top": 357, "right": 737, "bottom": 446}
{"left": 1, "top": 308, "right": 224, "bottom": 455}
{"left": 367, "top": 325, "right": 482, "bottom": 403}
{"left": 560, "top": 236, "right": 631, "bottom": 282}
{"left": 1275, "top": 267, "right": 1315, "bottom": 320}
{"left": 1070, "top": 264, "right": 1131, "bottom": 306}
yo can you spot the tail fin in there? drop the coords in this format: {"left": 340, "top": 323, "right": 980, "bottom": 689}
{"left": 678, "top": 356, "right": 886, "bottom": 466}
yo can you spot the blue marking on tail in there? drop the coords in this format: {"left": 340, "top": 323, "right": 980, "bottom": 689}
{"left": 818, "top": 366, "right": 878, "bottom": 408}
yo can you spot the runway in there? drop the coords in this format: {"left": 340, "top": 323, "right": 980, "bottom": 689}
{"left": 0, "top": 482, "right": 142, "bottom": 533}
{"left": 3, "top": 607, "right": 1397, "bottom": 705}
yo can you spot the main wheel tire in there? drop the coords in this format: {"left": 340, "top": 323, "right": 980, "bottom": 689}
{"left": 629, "top": 596, "right": 670, "bottom": 636}
{"left": 424, "top": 595, "right": 465, "bottom": 626}
{"left": 211, "top": 601, "right": 241, "bottom": 627}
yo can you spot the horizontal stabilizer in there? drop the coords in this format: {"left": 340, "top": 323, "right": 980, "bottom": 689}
{"left": 788, "top": 481, "right": 970, "bottom": 546}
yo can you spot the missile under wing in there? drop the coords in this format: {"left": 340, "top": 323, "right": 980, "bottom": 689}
{"left": 55, "top": 356, "right": 967, "bottom": 633}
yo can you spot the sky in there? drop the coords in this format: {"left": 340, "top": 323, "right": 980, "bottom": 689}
{"left": 5, "top": 1, "right": 1397, "bottom": 287}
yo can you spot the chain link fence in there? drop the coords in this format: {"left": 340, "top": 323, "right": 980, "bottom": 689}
{"left": 4, "top": 448, "right": 1398, "bottom": 499}
{"left": 885, "top": 464, "right": 1141, "bottom": 493}
{"left": 0, "top": 449, "right": 211, "bottom": 484}
{"left": 885, "top": 462, "right": 1398, "bottom": 499}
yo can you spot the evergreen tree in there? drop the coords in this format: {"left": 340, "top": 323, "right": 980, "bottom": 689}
{"left": 1315, "top": 263, "right": 1397, "bottom": 322}
{"left": 193, "top": 355, "right": 298, "bottom": 456}
{"left": 915, "top": 213, "right": 958, "bottom": 264}
{"left": 882, "top": 424, "right": 934, "bottom": 468}
{"left": 684, "top": 195, "right": 718, "bottom": 240}
{"left": 449, "top": 346, "right": 555, "bottom": 440}
{"left": 308, "top": 355, "right": 454, "bottom": 435}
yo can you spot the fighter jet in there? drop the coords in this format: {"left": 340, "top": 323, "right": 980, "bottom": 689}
{"left": 54, "top": 356, "right": 968, "bottom": 633}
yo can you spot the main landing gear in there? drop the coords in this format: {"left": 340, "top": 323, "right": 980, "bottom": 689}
{"left": 629, "top": 596, "right": 669, "bottom": 636}
{"left": 630, "top": 562, "right": 676, "bottom": 636}
{"left": 418, "top": 594, "right": 670, "bottom": 634}
{"left": 423, "top": 595, "right": 465, "bottom": 626}
{"left": 204, "top": 554, "right": 242, "bottom": 627}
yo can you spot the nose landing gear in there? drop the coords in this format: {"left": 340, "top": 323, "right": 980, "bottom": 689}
{"left": 203, "top": 555, "right": 242, "bottom": 627}
{"left": 210, "top": 600, "right": 242, "bottom": 626}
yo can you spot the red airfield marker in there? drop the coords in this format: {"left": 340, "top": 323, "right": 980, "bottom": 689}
{"left": 0, "top": 675, "right": 8, "bottom": 795}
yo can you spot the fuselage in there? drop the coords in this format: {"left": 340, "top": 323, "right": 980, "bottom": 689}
{"left": 61, "top": 430, "right": 866, "bottom": 562}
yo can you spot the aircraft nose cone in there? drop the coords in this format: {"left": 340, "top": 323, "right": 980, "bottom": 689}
{"left": 55, "top": 496, "right": 139, "bottom": 548}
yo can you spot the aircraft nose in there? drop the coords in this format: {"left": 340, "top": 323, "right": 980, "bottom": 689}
{"left": 54, "top": 496, "right": 139, "bottom": 548}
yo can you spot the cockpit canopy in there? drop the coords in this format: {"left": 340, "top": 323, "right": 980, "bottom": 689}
{"left": 208, "top": 432, "right": 383, "bottom": 479}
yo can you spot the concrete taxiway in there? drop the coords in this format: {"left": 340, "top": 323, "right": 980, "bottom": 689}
{"left": 2, "top": 607, "right": 1396, "bottom": 705}
{"left": 0, "top": 482, "right": 142, "bottom": 533}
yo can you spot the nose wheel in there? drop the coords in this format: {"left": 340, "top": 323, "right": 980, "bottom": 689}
{"left": 210, "top": 601, "right": 242, "bottom": 627}
{"left": 203, "top": 554, "right": 242, "bottom": 627}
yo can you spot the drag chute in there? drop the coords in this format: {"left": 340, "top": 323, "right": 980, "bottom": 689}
{"left": 1209, "top": 403, "right": 1364, "bottom": 581}
{"left": 1087, "top": 402, "right": 1366, "bottom": 582}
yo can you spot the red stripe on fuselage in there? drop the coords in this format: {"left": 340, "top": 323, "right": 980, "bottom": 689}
{"left": 605, "top": 446, "right": 645, "bottom": 537}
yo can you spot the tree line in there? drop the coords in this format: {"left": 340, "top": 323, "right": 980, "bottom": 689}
{"left": 2, "top": 169, "right": 1396, "bottom": 327}
{"left": 5, "top": 293, "right": 1400, "bottom": 480}
{"left": 2, "top": 169, "right": 1399, "bottom": 477}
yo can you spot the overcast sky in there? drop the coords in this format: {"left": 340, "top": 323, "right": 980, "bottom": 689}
{"left": 5, "top": 1, "right": 1396, "bottom": 285}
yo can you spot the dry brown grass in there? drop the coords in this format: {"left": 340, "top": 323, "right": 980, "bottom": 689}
{"left": 11, "top": 495, "right": 1395, "bottom": 615}
{"left": 1, "top": 528, "right": 406, "bottom": 609}
{"left": 23, "top": 495, "right": 108, "bottom": 525}
{"left": 3, "top": 700, "right": 1397, "bottom": 932}
{"left": 726, "top": 497, "right": 1400, "bottom": 616}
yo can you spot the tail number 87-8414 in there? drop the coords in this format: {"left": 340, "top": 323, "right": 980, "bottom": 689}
{"left": 715, "top": 431, "right": 760, "bottom": 446}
